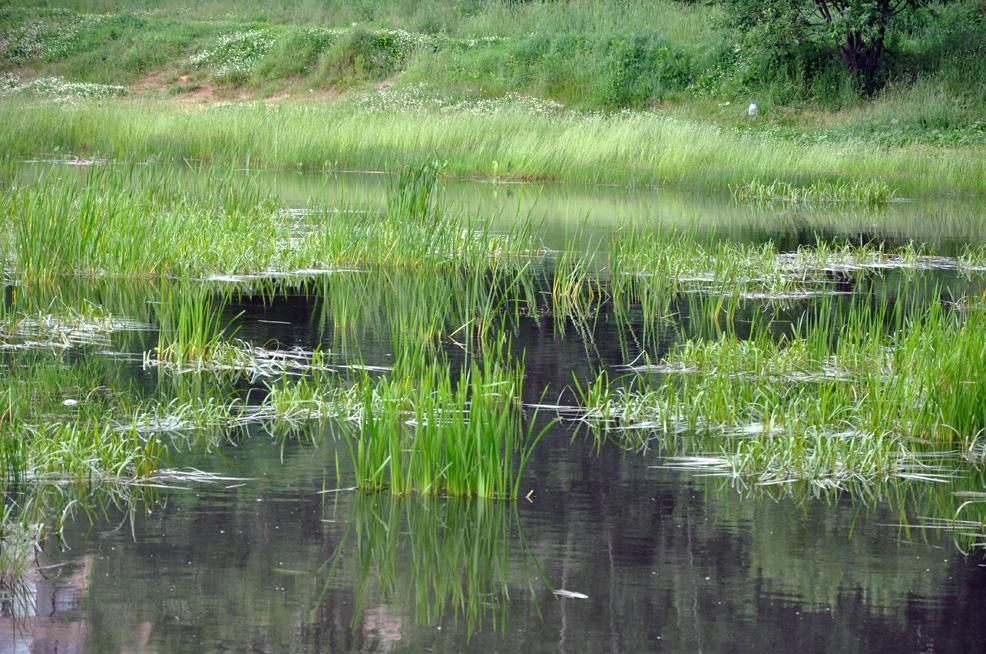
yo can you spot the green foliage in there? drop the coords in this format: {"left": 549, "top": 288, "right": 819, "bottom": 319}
{"left": 720, "top": 0, "right": 944, "bottom": 99}
{"left": 404, "top": 30, "right": 692, "bottom": 109}
{"left": 348, "top": 342, "right": 549, "bottom": 499}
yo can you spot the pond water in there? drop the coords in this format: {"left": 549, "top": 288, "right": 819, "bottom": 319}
{"left": 3, "top": 167, "right": 986, "bottom": 653}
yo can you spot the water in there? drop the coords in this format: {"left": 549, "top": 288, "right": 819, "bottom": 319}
{"left": 4, "top": 167, "right": 986, "bottom": 653}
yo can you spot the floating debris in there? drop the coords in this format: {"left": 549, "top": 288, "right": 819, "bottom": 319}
{"left": 553, "top": 589, "right": 589, "bottom": 599}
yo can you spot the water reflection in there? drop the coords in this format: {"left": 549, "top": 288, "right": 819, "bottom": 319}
{"left": 0, "top": 554, "right": 92, "bottom": 654}
{"left": 6, "top": 433, "right": 981, "bottom": 653}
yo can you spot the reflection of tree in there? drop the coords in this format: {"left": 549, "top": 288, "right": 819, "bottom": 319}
{"left": 0, "top": 552, "right": 92, "bottom": 653}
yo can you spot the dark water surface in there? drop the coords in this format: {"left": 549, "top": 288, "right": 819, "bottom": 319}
{"left": 4, "top": 168, "right": 986, "bottom": 653}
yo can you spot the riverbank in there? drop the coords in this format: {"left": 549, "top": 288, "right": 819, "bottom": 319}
{"left": 1, "top": 96, "right": 984, "bottom": 197}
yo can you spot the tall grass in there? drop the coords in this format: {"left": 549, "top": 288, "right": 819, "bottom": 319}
{"left": 152, "top": 283, "right": 238, "bottom": 368}
{"left": 0, "top": 161, "right": 546, "bottom": 280}
{"left": 0, "top": 99, "right": 982, "bottom": 196}
{"left": 1, "top": 164, "right": 287, "bottom": 281}
{"left": 348, "top": 341, "right": 549, "bottom": 499}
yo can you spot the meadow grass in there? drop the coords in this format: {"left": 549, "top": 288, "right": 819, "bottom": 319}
{"left": 0, "top": 99, "right": 982, "bottom": 196}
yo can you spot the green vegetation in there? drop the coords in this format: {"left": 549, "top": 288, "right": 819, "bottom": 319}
{"left": 0, "top": 161, "right": 543, "bottom": 280}
{"left": 0, "top": 357, "right": 162, "bottom": 485}
{"left": 0, "top": 1, "right": 983, "bottom": 194}
{"left": 348, "top": 343, "right": 548, "bottom": 499}
{"left": 4, "top": 3, "right": 986, "bottom": 635}
{"left": 574, "top": 287, "right": 986, "bottom": 485}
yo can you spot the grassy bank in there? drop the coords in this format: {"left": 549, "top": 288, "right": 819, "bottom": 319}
{"left": 2, "top": 1, "right": 984, "bottom": 195}
{"left": 1, "top": 98, "right": 984, "bottom": 196}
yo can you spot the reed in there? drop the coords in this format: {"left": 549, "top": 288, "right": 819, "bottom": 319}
{"left": 2, "top": 161, "right": 546, "bottom": 280}
{"left": 348, "top": 341, "right": 549, "bottom": 499}
{"left": 151, "top": 283, "right": 238, "bottom": 369}
{"left": 574, "top": 289, "right": 986, "bottom": 480}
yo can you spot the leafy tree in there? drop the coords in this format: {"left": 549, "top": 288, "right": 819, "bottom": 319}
{"left": 725, "top": 0, "right": 938, "bottom": 91}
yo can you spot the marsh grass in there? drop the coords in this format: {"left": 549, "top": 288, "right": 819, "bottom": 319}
{"left": 664, "top": 432, "right": 953, "bottom": 489}
{"left": 151, "top": 283, "right": 239, "bottom": 369}
{"left": 2, "top": 420, "right": 161, "bottom": 485}
{"left": 730, "top": 179, "right": 899, "bottom": 206}
{"left": 0, "top": 301, "right": 149, "bottom": 351}
{"left": 1, "top": 161, "right": 547, "bottom": 282}
{"left": 348, "top": 341, "right": 549, "bottom": 499}
{"left": 574, "top": 289, "right": 986, "bottom": 482}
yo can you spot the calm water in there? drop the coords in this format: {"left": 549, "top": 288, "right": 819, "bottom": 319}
{"left": 4, "top": 168, "right": 986, "bottom": 653}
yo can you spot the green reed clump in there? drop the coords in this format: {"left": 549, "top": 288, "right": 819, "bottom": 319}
{"left": 0, "top": 353, "right": 164, "bottom": 483}
{"left": 730, "top": 179, "right": 898, "bottom": 206}
{"left": 2, "top": 161, "right": 546, "bottom": 280}
{"left": 349, "top": 342, "right": 548, "bottom": 499}
{"left": 609, "top": 228, "right": 800, "bottom": 301}
{"left": 2, "top": 164, "right": 288, "bottom": 281}
{"left": 0, "top": 503, "right": 42, "bottom": 592}
{"left": 152, "top": 284, "right": 238, "bottom": 369}
{"left": 575, "top": 289, "right": 986, "bottom": 479}
{"left": 309, "top": 165, "right": 544, "bottom": 272}
{"left": 883, "top": 301, "right": 986, "bottom": 441}
{"left": 551, "top": 241, "right": 606, "bottom": 334}
{"left": 718, "top": 431, "right": 934, "bottom": 488}
{"left": 2, "top": 420, "right": 161, "bottom": 484}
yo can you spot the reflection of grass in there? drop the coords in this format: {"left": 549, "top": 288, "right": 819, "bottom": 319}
{"left": 730, "top": 179, "right": 897, "bottom": 206}
{"left": 339, "top": 494, "right": 532, "bottom": 638}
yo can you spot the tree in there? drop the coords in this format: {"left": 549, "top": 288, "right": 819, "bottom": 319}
{"left": 726, "top": 0, "right": 937, "bottom": 92}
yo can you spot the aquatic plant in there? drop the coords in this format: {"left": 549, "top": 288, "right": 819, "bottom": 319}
{"left": 1, "top": 420, "right": 161, "bottom": 485}
{"left": 664, "top": 432, "right": 952, "bottom": 490}
{"left": 573, "top": 291, "right": 986, "bottom": 477}
{"left": 730, "top": 179, "right": 898, "bottom": 206}
{"left": 152, "top": 284, "right": 238, "bottom": 369}
{"left": 348, "top": 343, "right": 549, "bottom": 499}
